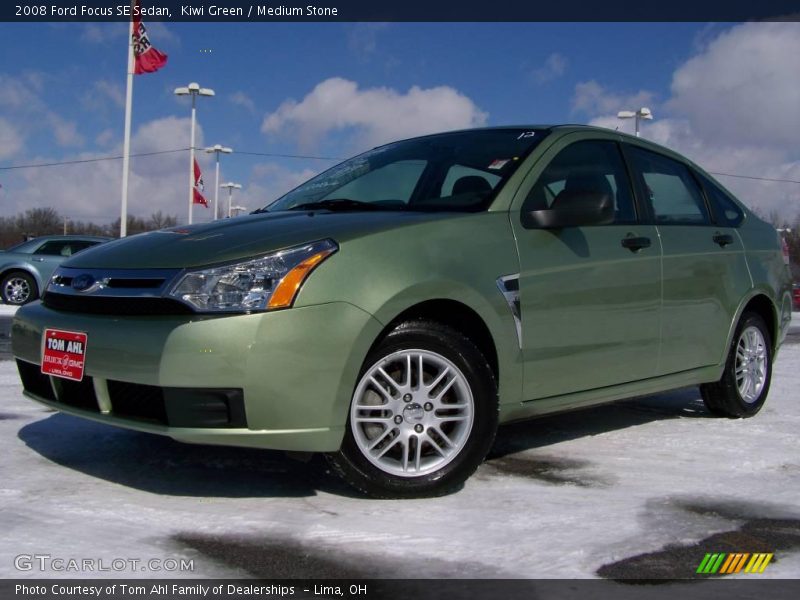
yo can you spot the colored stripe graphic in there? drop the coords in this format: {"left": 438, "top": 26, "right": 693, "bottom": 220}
{"left": 720, "top": 553, "right": 750, "bottom": 574}
{"left": 744, "top": 553, "right": 774, "bottom": 573}
{"left": 697, "top": 553, "right": 726, "bottom": 574}
{"left": 698, "top": 552, "right": 774, "bottom": 574}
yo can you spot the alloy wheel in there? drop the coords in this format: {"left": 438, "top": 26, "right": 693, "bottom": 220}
{"left": 735, "top": 325, "right": 767, "bottom": 403}
{"left": 350, "top": 349, "right": 474, "bottom": 477}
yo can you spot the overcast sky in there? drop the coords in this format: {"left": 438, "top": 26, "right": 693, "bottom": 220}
{"left": 0, "top": 21, "right": 798, "bottom": 225}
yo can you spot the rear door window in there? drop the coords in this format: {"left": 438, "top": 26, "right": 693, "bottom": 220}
{"left": 698, "top": 173, "right": 745, "bottom": 227}
{"left": 627, "top": 147, "right": 710, "bottom": 225}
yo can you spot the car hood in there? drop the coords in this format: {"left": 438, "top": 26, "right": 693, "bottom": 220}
{"left": 64, "top": 210, "right": 451, "bottom": 269}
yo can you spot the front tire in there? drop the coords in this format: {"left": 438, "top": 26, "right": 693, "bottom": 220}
{"left": 327, "top": 320, "right": 498, "bottom": 498}
{"left": 700, "top": 311, "right": 772, "bottom": 418}
{"left": 1, "top": 271, "right": 38, "bottom": 305}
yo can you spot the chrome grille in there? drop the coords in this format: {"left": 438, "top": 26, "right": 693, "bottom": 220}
{"left": 44, "top": 267, "right": 188, "bottom": 315}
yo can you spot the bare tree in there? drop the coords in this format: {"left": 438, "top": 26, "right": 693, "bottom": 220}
{"left": 148, "top": 211, "right": 177, "bottom": 230}
{"left": 0, "top": 208, "right": 179, "bottom": 249}
{"left": 15, "top": 207, "right": 62, "bottom": 238}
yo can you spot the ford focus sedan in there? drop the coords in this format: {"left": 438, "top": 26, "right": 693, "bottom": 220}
{"left": 11, "top": 126, "right": 792, "bottom": 497}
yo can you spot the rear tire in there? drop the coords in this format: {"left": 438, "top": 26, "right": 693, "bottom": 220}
{"left": 1, "top": 271, "right": 38, "bottom": 305}
{"left": 327, "top": 320, "right": 498, "bottom": 498}
{"left": 700, "top": 312, "right": 772, "bottom": 418}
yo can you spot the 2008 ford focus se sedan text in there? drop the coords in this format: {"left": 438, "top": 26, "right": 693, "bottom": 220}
{"left": 11, "top": 126, "right": 793, "bottom": 497}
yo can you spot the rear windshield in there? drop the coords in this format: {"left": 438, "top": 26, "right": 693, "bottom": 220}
{"left": 4, "top": 239, "right": 40, "bottom": 253}
{"left": 265, "top": 129, "right": 548, "bottom": 213}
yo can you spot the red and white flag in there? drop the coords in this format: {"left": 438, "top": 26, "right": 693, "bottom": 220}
{"left": 193, "top": 159, "right": 208, "bottom": 207}
{"left": 132, "top": 1, "right": 168, "bottom": 74}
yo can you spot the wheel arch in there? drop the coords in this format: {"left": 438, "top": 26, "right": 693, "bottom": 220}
{"left": 740, "top": 293, "right": 778, "bottom": 351}
{"left": 372, "top": 299, "right": 500, "bottom": 386}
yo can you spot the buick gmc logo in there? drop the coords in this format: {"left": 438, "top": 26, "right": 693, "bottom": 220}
{"left": 71, "top": 274, "right": 100, "bottom": 293}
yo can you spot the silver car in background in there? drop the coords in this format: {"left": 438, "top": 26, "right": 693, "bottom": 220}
{"left": 0, "top": 236, "right": 109, "bottom": 305}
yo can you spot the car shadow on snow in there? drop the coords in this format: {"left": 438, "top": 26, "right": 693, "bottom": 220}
{"left": 481, "top": 387, "right": 714, "bottom": 487}
{"left": 489, "top": 386, "right": 711, "bottom": 461}
{"left": 17, "top": 413, "right": 357, "bottom": 499}
{"left": 17, "top": 386, "right": 712, "bottom": 499}
{"left": 172, "top": 532, "right": 510, "bottom": 579}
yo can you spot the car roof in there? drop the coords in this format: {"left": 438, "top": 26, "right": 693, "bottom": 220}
{"left": 441, "top": 124, "right": 710, "bottom": 173}
{"left": 23, "top": 235, "right": 111, "bottom": 242}
{"left": 386, "top": 124, "right": 684, "bottom": 159}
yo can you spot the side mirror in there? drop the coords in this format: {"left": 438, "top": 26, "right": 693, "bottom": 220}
{"left": 523, "top": 190, "right": 614, "bottom": 229}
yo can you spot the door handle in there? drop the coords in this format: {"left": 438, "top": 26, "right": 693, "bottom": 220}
{"left": 621, "top": 236, "right": 651, "bottom": 252}
{"left": 713, "top": 233, "right": 734, "bottom": 247}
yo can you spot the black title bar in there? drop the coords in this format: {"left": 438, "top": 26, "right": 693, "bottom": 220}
{"left": 5, "top": 579, "right": 800, "bottom": 600}
{"left": 4, "top": 0, "right": 800, "bottom": 22}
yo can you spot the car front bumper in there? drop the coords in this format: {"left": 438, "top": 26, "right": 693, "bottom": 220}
{"left": 11, "top": 301, "right": 383, "bottom": 452}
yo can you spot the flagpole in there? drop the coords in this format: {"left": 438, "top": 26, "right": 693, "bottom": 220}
{"left": 189, "top": 95, "right": 196, "bottom": 225}
{"left": 120, "top": 6, "right": 135, "bottom": 238}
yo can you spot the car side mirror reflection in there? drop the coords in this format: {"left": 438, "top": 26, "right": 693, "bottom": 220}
{"left": 523, "top": 191, "right": 614, "bottom": 229}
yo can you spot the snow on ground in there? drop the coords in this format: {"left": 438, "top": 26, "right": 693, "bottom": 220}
{"left": 0, "top": 336, "right": 799, "bottom": 582}
{"left": 0, "top": 304, "right": 18, "bottom": 317}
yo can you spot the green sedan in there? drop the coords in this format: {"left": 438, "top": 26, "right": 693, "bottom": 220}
{"left": 11, "top": 126, "right": 793, "bottom": 497}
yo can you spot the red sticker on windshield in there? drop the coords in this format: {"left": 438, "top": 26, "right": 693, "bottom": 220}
{"left": 41, "top": 329, "right": 88, "bottom": 382}
{"left": 488, "top": 159, "right": 510, "bottom": 170}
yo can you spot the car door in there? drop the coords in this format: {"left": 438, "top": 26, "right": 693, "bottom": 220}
{"left": 624, "top": 145, "right": 751, "bottom": 374}
{"left": 510, "top": 135, "right": 662, "bottom": 400}
{"left": 30, "top": 240, "right": 75, "bottom": 285}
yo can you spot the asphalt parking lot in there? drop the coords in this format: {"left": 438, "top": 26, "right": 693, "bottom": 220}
{"left": 1, "top": 308, "right": 799, "bottom": 583}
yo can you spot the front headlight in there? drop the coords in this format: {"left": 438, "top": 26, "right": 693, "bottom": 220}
{"left": 168, "top": 239, "right": 337, "bottom": 313}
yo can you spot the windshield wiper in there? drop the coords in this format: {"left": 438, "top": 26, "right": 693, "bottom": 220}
{"left": 286, "top": 199, "right": 397, "bottom": 212}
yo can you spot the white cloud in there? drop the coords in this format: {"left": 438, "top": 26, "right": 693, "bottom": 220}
{"left": 95, "top": 128, "right": 115, "bottom": 147}
{"left": 572, "top": 80, "right": 656, "bottom": 116}
{"left": 5, "top": 117, "right": 204, "bottom": 225}
{"left": 145, "top": 21, "right": 180, "bottom": 46}
{"left": 80, "top": 23, "right": 127, "bottom": 44}
{"left": 243, "top": 162, "right": 321, "bottom": 209}
{"left": 668, "top": 22, "right": 800, "bottom": 150}
{"left": 574, "top": 22, "right": 800, "bottom": 219}
{"left": 347, "top": 23, "right": 389, "bottom": 59}
{"left": 0, "top": 118, "right": 24, "bottom": 160}
{"left": 0, "top": 73, "right": 42, "bottom": 109}
{"left": 48, "top": 115, "right": 85, "bottom": 147}
{"left": 532, "top": 53, "right": 568, "bottom": 84}
{"left": 84, "top": 80, "right": 126, "bottom": 111}
{"left": 0, "top": 73, "right": 84, "bottom": 149}
{"left": 229, "top": 91, "right": 257, "bottom": 114}
{"left": 79, "top": 21, "right": 178, "bottom": 46}
{"left": 262, "top": 77, "right": 488, "bottom": 151}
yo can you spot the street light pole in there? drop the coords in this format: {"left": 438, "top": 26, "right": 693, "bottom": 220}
{"left": 220, "top": 182, "right": 242, "bottom": 218}
{"left": 617, "top": 107, "right": 653, "bottom": 137}
{"left": 174, "top": 82, "right": 215, "bottom": 225}
{"left": 205, "top": 144, "right": 233, "bottom": 220}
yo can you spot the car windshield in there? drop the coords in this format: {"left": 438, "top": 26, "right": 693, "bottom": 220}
{"left": 264, "top": 129, "right": 548, "bottom": 213}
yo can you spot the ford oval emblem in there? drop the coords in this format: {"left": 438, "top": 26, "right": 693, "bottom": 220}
{"left": 71, "top": 274, "right": 97, "bottom": 293}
